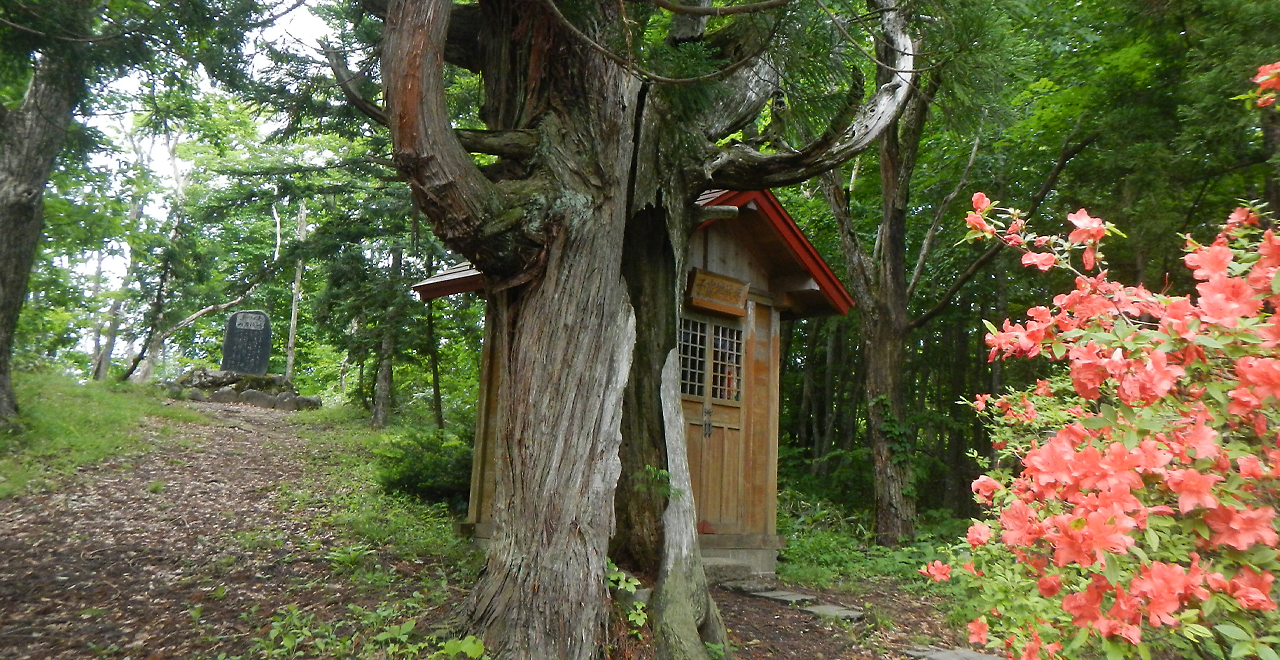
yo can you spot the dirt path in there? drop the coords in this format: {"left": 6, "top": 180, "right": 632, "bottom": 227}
{"left": 0, "top": 402, "right": 963, "bottom": 659}
{"left": 0, "top": 403, "right": 340, "bottom": 658}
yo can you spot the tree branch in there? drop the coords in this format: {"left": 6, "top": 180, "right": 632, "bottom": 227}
{"left": 323, "top": 46, "right": 388, "bottom": 127}
{"left": 906, "top": 127, "right": 1100, "bottom": 331}
{"left": 706, "top": 0, "right": 914, "bottom": 189}
{"left": 821, "top": 169, "right": 875, "bottom": 307}
{"left": 647, "top": 0, "right": 795, "bottom": 17}
{"left": 534, "top": 0, "right": 774, "bottom": 85}
{"left": 456, "top": 129, "right": 540, "bottom": 159}
{"left": 158, "top": 288, "right": 260, "bottom": 341}
{"left": 906, "top": 131, "right": 980, "bottom": 299}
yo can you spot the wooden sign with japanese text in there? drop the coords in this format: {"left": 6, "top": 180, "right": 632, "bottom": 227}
{"left": 687, "top": 269, "right": 749, "bottom": 317}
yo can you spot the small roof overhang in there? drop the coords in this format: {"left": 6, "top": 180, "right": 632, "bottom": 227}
{"left": 411, "top": 261, "right": 484, "bottom": 301}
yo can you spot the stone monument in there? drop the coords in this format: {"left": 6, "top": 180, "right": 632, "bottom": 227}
{"left": 221, "top": 310, "right": 272, "bottom": 375}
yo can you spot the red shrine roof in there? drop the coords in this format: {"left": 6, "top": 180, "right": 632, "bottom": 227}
{"left": 695, "top": 189, "right": 853, "bottom": 317}
{"left": 412, "top": 189, "right": 853, "bottom": 317}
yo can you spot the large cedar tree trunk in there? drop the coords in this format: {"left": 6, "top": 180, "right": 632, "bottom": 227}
{"left": 0, "top": 52, "right": 86, "bottom": 427}
{"left": 378, "top": 0, "right": 913, "bottom": 655}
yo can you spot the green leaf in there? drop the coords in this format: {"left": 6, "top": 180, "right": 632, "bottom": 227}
{"left": 1103, "top": 555, "right": 1122, "bottom": 584}
{"left": 1066, "top": 627, "right": 1090, "bottom": 652}
{"left": 1138, "top": 642, "right": 1152, "bottom": 660}
{"left": 1216, "top": 624, "right": 1251, "bottom": 641}
{"left": 1184, "top": 623, "right": 1214, "bottom": 639}
{"left": 1144, "top": 527, "right": 1160, "bottom": 552}
{"left": 1258, "top": 644, "right": 1279, "bottom": 660}
{"left": 1230, "top": 641, "right": 1255, "bottom": 659}
{"left": 1083, "top": 416, "right": 1113, "bottom": 430}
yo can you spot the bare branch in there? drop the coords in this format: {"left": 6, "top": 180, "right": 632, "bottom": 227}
{"left": 158, "top": 288, "right": 260, "bottom": 341}
{"left": 907, "top": 127, "right": 1100, "bottom": 331}
{"left": 647, "top": 0, "right": 794, "bottom": 17}
{"left": 707, "top": 0, "right": 914, "bottom": 189}
{"left": 324, "top": 46, "right": 389, "bottom": 127}
{"left": 534, "top": 0, "right": 773, "bottom": 85}
{"left": 906, "top": 131, "right": 980, "bottom": 299}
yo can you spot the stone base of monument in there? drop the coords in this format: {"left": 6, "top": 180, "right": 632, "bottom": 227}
{"left": 168, "top": 368, "right": 321, "bottom": 411}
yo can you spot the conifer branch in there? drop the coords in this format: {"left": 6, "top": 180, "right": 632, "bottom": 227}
{"left": 534, "top": 0, "right": 772, "bottom": 85}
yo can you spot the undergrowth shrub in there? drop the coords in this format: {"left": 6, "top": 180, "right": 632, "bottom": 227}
{"left": 372, "top": 429, "right": 472, "bottom": 510}
{"left": 777, "top": 489, "right": 961, "bottom": 590}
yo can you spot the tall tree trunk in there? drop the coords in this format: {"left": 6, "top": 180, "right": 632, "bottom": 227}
{"left": 285, "top": 201, "right": 308, "bottom": 382}
{"left": 862, "top": 312, "right": 916, "bottom": 543}
{"left": 426, "top": 298, "right": 445, "bottom": 430}
{"left": 380, "top": 0, "right": 912, "bottom": 651}
{"left": 372, "top": 246, "right": 401, "bottom": 429}
{"left": 90, "top": 251, "right": 105, "bottom": 360}
{"left": 93, "top": 294, "right": 123, "bottom": 381}
{"left": 943, "top": 303, "right": 970, "bottom": 514}
{"left": 0, "top": 51, "right": 87, "bottom": 426}
{"left": 93, "top": 195, "right": 143, "bottom": 381}
{"left": 795, "top": 325, "right": 818, "bottom": 452}
{"left": 812, "top": 319, "right": 842, "bottom": 475}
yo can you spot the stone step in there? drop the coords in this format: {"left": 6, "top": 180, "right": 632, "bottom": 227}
{"left": 753, "top": 590, "right": 816, "bottom": 605}
{"left": 702, "top": 557, "right": 754, "bottom": 584}
{"left": 720, "top": 579, "right": 775, "bottom": 594}
{"left": 803, "top": 604, "right": 864, "bottom": 621}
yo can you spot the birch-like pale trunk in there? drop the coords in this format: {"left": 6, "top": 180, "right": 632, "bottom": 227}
{"left": 285, "top": 201, "right": 307, "bottom": 382}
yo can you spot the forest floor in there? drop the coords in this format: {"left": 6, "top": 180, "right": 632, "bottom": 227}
{"left": 0, "top": 400, "right": 965, "bottom": 660}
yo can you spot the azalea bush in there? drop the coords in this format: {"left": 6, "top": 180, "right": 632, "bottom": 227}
{"left": 924, "top": 161, "right": 1280, "bottom": 660}
{"left": 940, "top": 192, "right": 1280, "bottom": 659}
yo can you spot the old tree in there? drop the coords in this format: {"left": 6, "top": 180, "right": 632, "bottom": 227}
{"left": 359, "top": 0, "right": 914, "bottom": 657}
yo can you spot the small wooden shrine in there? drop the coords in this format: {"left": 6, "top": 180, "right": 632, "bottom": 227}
{"left": 412, "top": 189, "right": 853, "bottom": 574}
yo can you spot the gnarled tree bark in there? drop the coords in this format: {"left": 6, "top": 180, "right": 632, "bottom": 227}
{"left": 378, "top": 0, "right": 914, "bottom": 655}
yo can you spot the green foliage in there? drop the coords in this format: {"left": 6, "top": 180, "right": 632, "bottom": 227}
{"left": 372, "top": 428, "right": 473, "bottom": 510}
{"left": 606, "top": 559, "right": 641, "bottom": 594}
{"left": 287, "top": 406, "right": 479, "bottom": 571}
{"left": 324, "top": 543, "right": 377, "bottom": 573}
{"left": 247, "top": 597, "right": 488, "bottom": 659}
{"left": 0, "top": 372, "right": 204, "bottom": 497}
{"left": 776, "top": 489, "right": 965, "bottom": 590}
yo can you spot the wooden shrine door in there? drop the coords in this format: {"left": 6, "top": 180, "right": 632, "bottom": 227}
{"left": 679, "top": 314, "right": 745, "bottom": 534}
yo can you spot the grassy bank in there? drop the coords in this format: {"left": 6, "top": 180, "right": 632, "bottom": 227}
{"left": 286, "top": 404, "right": 479, "bottom": 572}
{"left": 0, "top": 371, "right": 205, "bottom": 497}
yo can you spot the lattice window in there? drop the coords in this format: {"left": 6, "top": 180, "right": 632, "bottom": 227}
{"left": 678, "top": 318, "right": 707, "bottom": 397}
{"left": 710, "top": 325, "right": 743, "bottom": 401}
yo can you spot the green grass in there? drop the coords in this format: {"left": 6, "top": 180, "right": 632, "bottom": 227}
{"left": 0, "top": 372, "right": 207, "bottom": 497}
{"left": 285, "top": 404, "right": 480, "bottom": 575}
{"left": 775, "top": 489, "right": 965, "bottom": 593}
